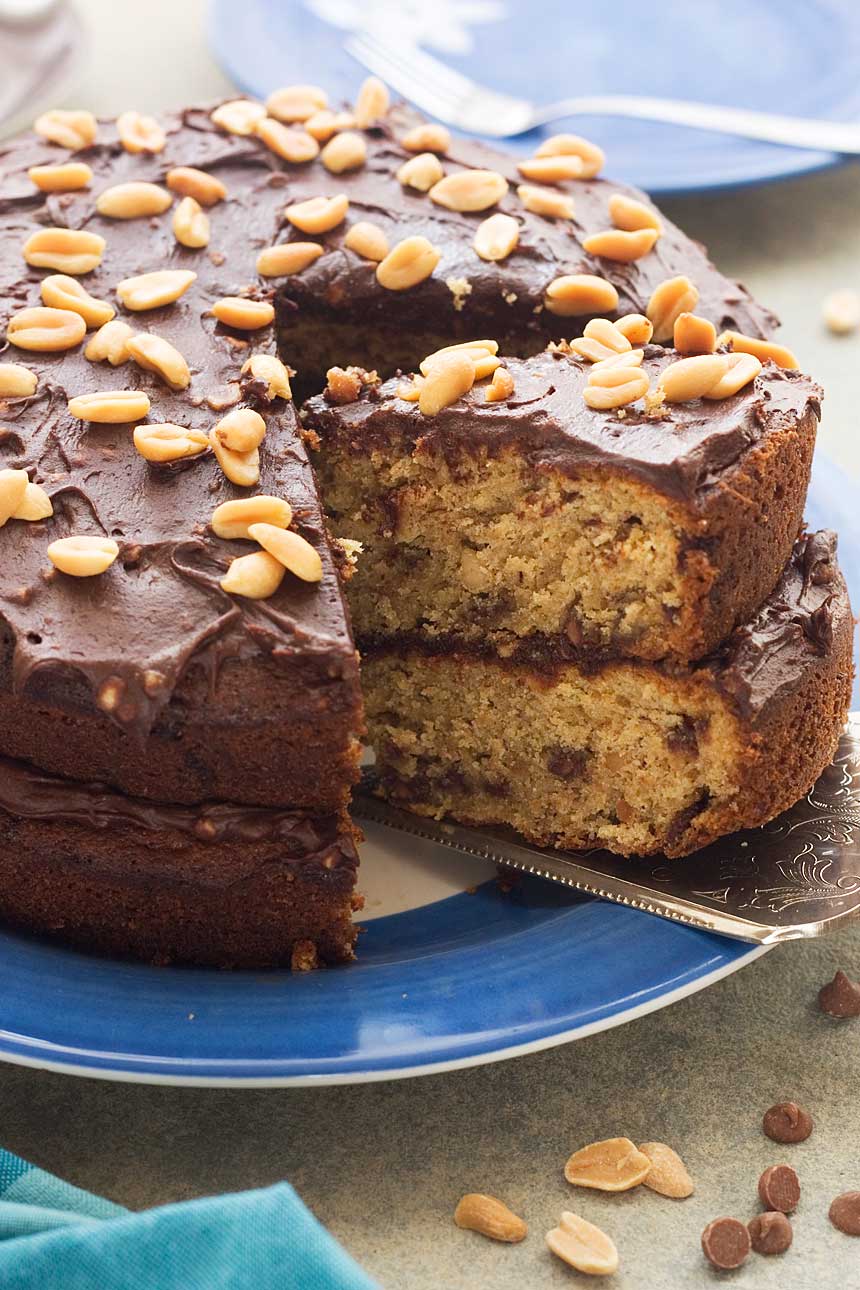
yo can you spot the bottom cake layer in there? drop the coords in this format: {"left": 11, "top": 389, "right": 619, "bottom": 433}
{"left": 0, "top": 757, "right": 361, "bottom": 969}
{"left": 363, "top": 533, "right": 854, "bottom": 858}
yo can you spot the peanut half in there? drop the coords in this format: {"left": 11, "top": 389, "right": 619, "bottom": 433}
{"left": 473, "top": 213, "right": 519, "bottom": 263}
{"left": 34, "top": 109, "right": 97, "bottom": 151}
{"left": 583, "top": 228, "right": 659, "bottom": 262}
{"left": 545, "top": 274, "right": 619, "bottom": 318}
{"left": 609, "top": 193, "right": 663, "bottom": 234}
{"left": 7, "top": 307, "right": 86, "bottom": 352}
{"left": 419, "top": 351, "right": 475, "bottom": 416}
{"left": 211, "top": 495, "right": 292, "bottom": 540}
{"left": 305, "top": 109, "right": 355, "bottom": 142}
{"left": 420, "top": 340, "right": 499, "bottom": 380}
{"left": 0, "top": 469, "right": 30, "bottom": 525}
{"left": 213, "top": 407, "right": 266, "bottom": 453}
{"left": 583, "top": 365, "right": 649, "bottom": 410}
{"left": 126, "top": 333, "right": 191, "bottom": 391}
{"left": 133, "top": 424, "right": 209, "bottom": 463}
{"left": 564, "top": 1138, "right": 652, "bottom": 1191}
{"left": 376, "top": 236, "right": 440, "bottom": 291}
{"left": 344, "top": 221, "right": 389, "bottom": 262}
{"left": 0, "top": 363, "right": 38, "bottom": 398}
{"left": 518, "top": 155, "right": 583, "bottom": 183}
{"left": 354, "top": 76, "right": 389, "bottom": 128}
{"left": 647, "top": 276, "right": 699, "bottom": 342}
{"left": 29, "top": 161, "right": 93, "bottom": 192}
{"left": 211, "top": 298, "right": 275, "bottom": 331}
{"left": 717, "top": 329, "right": 799, "bottom": 370}
{"left": 638, "top": 1142, "right": 695, "bottom": 1199}
{"left": 657, "top": 354, "right": 731, "bottom": 402}
{"left": 22, "top": 228, "right": 105, "bottom": 275}
{"left": 47, "top": 535, "right": 119, "bottom": 577}
{"left": 255, "top": 118, "right": 319, "bottom": 164}
{"left": 85, "top": 320, "right": 135, "bottom": 366}
{"left": 13, "top": 483, "right": 53, "bottom": 522}
{"left": 397, "top": 152, "right": 444, "bottom": 192}
{"left": 247, "top": 523, "right": 323, "bottom": 583}
{"left": 429, "top": 169, "right": 508, "bottom": 212}
{"left": 517, "top": 184, "right": 574, "bottom": 220}
{"left": 673, "top": 312, "right": 716, "bottom": 354}
{"left": 166, "top": 167, "right": 227, "bottom": 206}
{"left": 615, "top": 313, "right": 653, "bottom": 345}
{"left": 209, "top": 432, "right": 260, "bottom": 487}
{"left": 241, "top": 353, "right": 292, "bottom": 400}
{"left": 284, "top": 194, "right": 349, "bottom": 234}
{"left": 173, "top": 197, "right": 210, "bottom": 249}
{"left": 546, "top": 1212, "right": 619, "bottom": 1276}
{"left": 256, "top": 243, "right": 323, "bottom": 277}
{"left": 535, "top": 133, "right": 605, "bottom": 179}
{"left": 67, "top": 390, "right": 151, "bottom": 423}
{"left": 116, "top": 269, "right": 197, "bottom": 312}
{"left": 401, "top": 122, "right": 451, "bottom": 154}
{"left": 220, "top": 550, "right": 285, "bottom": 599}
{"left": 116, "top": 111, "right": 165, "bottom": 154}
{"left": 96, "top": 182, "right": 172, "bottom": 219}
{"left": 211, "top": 99, "right": 267, "bottom": 136}
{"left": 266, "top": 84, "right": 328, "bottom": 124}
{"left": 40, "top": 275, "right": 115, "bottom": 328}
{"left": 321, "top": 131, "right": 367, "bottom": 173}
{"left": 453, "top": 1194, "right": 527, "bottom": 1243}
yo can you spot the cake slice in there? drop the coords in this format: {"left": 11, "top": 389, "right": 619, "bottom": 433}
{"left": 307, "top": 344, "right": 820, "bottom": 664}
{"left": 362, "top": 532, "right": 853, "bottom": 858}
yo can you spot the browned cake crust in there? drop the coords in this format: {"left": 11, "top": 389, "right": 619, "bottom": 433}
{"left": 309, "top": 348, "right": 820, "bottom": 664}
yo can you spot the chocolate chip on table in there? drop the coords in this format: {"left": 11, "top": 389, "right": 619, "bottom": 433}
{"left": 758, "top": 1164, "right": 800, "bottom": 1214}
{"left": 829, "top": 1192, "right": 860, "bottom": 1235}
{"left": 748, "top": 1211, "right": 793, "bottom": 1256}
{"left": 818, "top": 969, "right": 860, "bottom": 1018}
{"left": 762, "top": 1101, "right": 813, "bottom": 1144}
{"left": 701, "top": 1217, "right": 751, "bottom": 1270}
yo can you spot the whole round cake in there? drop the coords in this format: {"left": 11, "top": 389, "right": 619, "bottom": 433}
{"left": 0, "top": 82, "right": 852, "bottom": 966}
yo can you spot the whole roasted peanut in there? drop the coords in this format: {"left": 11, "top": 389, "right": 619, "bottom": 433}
{"left": 284, "top": 194, "right": 349, "bottom": 234}
{"left": 517, "top": 184, "right": 574, "bottom": 219}
{"left": 96, "top": 182, "right": 172, "bottom": 219}
{"left": 28, "top": 161, "right": 93, "bottom": 192}
{"left": 429, "top": 169, "right": 508, "bottom": 212}
{"left": 473, "top": 213, "right": 519, "bottom": 262}
{"left": 209, "top": 431, "right": 260, "bottom": 486}
{"left": 116, "top": 269, "right": 197, "bottom": 311}
{"left": 240, "top": 353, "right": 292, "bottom": 400}
{"left": 354, "top": 76, "right": 389, "bottom": 128}
{"left": 397, "top": 152, "right": 444, "bottom": 191}
{"left": 211, "top": 99, "right": 267, "bottom": 135}
{"left": 220, "top": 550, "right": 285, "bottom": 599}
{"left": 564, "top": 1138, "right": 651, "bottom": 1191}
{"left": 126, "top": 333, "right": 191, "bottom": 391}
{"left": 0, "top": 469, "right": 31, "bottom": 525}
{"left": 265, "top": 84, "right": 327, "bottom": 124}
{"left": 647, "top": 275, "right": 699, "bottom": 342}
{"left": 85, "top": 320, "right": 135, "bottom": 365}
{"left": 256, "top": 242, "right": 323, "bottom": 277}
{"left": 22, "top": 227, "right": 105, "bottom": 275}
{"left": 546, "top": 1211, "right": 619, "bottom": 1275}
{"left": 34, "top": 108, "right": 97, "bottom": 150}
{"left": 116, "top": 110, "right": 165, "bottom": 154}
{"left": 7, "top": 307, "right": 86, "bottom": 352}
{"left": 321, "top": 131, "right": 367, "bottom": 173}
{"left": 133, "top": 423, "right": 209, "bottom": 463}
{"left": 211, "top": 297, "right": 275, "bottom": 330}
{"left": 376, "top": 236, "right": 441, "bottom": 291}
{"left": 638, "top": 1143, "right": 695, "bottom": 1198}
{"left": 211, "top": 495, "right": 292, "bottom": 539}
{"left": 545, "top": 274, "right": 619, "bottom": 317}
{"left": 255, "top": 118, "right": 319, "bottom": 164}
{"left": 47, "top": 535, "right": 119, "bottom": 577}
{"left": 535, "top": 132, "right": 605, "bottom": 178}
{"left": 344, "top": 221, "right": 389, "bottom": 262}
{"left": 173, "top": 197, "right": 210, "bottom": 249}
{"left": 67, "top": 389, "right": 151, "bottom": 422}
{"left": 213, "top": 407, "right": 267, "bottom": 453}
{"left": 247, "top": 523, "right": 323, "bottom": 582}
{"left": 453, "top": 1194, "right": 527, "bottom": 1243}
{"left": 166, "top": 167, "right": 227, "bottom": 206}
{"left": 0, "top": 363, "right": 38, "bottom": 398}
{"left": 609, "top": 192, "right": 662, "bottom": 233}
{"left": 40, "top": 275, "right": 115, "bottom": 328}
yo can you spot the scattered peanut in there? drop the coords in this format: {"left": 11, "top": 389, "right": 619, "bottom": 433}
{"left": 22, "top": 227, "right": 105, "bottom": 275}
{"left": 703, "top": 351, "right": 762, "bottom": 399}
{"left": 0, "top": 470, "right": 30, "bottom": 525}
{"left": 209, "top": 431, "right": 260, "bottom": 486}
{"left": 13, "top": 483, "right": 53, "bottom": 522}
{"left": 255, "top": 118, "right": 319, "bottom": 164}
{"left": 822, "top": 288, "right": 860, "bottom": 335}
{"left": 211, "top": 297, "right": 275, "bottom": 330}
{"left": 583, "top": 228, "right": 659, "bottom": 262}
{"left": 647, "top": 276, "right": 699, "bottom": 342}
{"left": 133, "top": 423, "right": 209, "bottom": 463}
{"left": 266, "top": 84, "right": 328, "bottom": 124}
{"left": 220, "top": 550, "right": 284, "bottom": 599}
{"left": 321, "top": 131, "right": 367, "bottom": 173}
{"left": 376, "top": 236, "right": 441, "bottom": 291}
{"left": 40, "top": 275, "right": 114, "bottom": 328}
{"left": 429, "top": 169, "right": 508, "bottom": 212}
{"left": 126, "top": 333, "right": 191, "bottom": 391}
{"left": 657, "top": 354, "right": 730, "bottom": 402}
{"left": 96, "top": 181, "right": 172, "bottom": 219}
{"left": 47, "top": 535, "right": 119, "bottom": 577}
{"left": 546, "top": 1212, "right": 619, "bottom": 1276}
{"left": 418, "top": 351, "right": 475, "bottom": 415}
{"left": 34, "top": 109, "right": 97, "bottom": 151}
{"left": 615, "top": 313, "right": 653, "bottom": 344}
{"left": 247, "top": 522, "right": 323, "bottom": 582}
{"left": 344, "top": 221, "right": 389, "bottom": 262}
{"left": 453, "top": 1194, "right": 527, "bottom": 1243}
{"left": 67, "top": 389, "right": 151, "bottom": 422}
{"left": 166, "top": 167, "right": 227, "bottom": 206}
{"left": 518, "top": 155, "right": 583, "bottom": 183}
{"left": 609, "top": 193, "right": 662, "bottom": 234}
{"left": 717, "top": 329, "right": 799, "bottom": 370}
{"left": 564, "top": 1138, "right": 652, "bottom": 1191}
{"left": 545, "top": 274, "right": 619, "bottom": 317}
{"left": 116, "top": 269, "right": 196, "bottom": 311}
{"left": 401, "top": 122, "right": 451, "bottom": 154}
{"left": 213, "top": 407, "right": 267, "bottom": 453}
{"left": 0, "top": 363, "right": 37, "bottom": 398}
{"left": 85, "top": 320, "right": 135, "bottom": 365}
{"left": 535, "top": 133, "right": 605, "bottom": 178}
{"left": 6, "top": 307, "right": 86, "bottom": 352}
{"left": 516, "top": 183, "right": 574, "bottom": 219}
{"left": 211, "top": 99, "right": 267, "bottom": 135}
{"left": 397, "top": 151, "right": 445, "bottom": 192}
{"left": 420, "top": 339, "right": 499, "bottom": 380}
{"left": 485, "top": 367, "right": 515, "bottom": 402}
{"left": 473, "top": 212, "right": 519, "bottom": 262}
{"left": 638, "top": 1143, "right": 695, "bottom": 1199}
{"left": 673, "top": 312, "right": 717, "bottom": 354}
{"left": 241, "top": 353, "right": 292, "bottom": 400}
{"left": 354, "top": 76, "right": 389, "bottom": 128}
{"left": 211, "top": 495, "right": 292, "bottom": 539}
{"left": 173, "top": 197, "right": 210, "bottom": 249}
{"left": 285, "top": 194, "right": 349, "bottom": 234}
{"left": 256, "top": 242, "right": 323, "bottom": 277}
{"left": 116, "top": 110, "right": 165, "bottom": 154}
{"left": 305, "top": 110, "right": 352, "bottom": 142}
{"left": 583, "top": 366, "right": 649, "bottom": 410}
{"left": 28, "top": 161, "right": 93, "bottom": 192}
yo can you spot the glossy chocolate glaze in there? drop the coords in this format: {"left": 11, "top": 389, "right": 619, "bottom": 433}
{"left": 306, "top": 345, "right": 821, "bottom": 508}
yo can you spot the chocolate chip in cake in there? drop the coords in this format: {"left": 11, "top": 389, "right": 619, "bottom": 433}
{"left": 763, "top": 1102, "right": 813, "bottom": 1144}
{"left": 546, "top": 746, "right": 589, "bottom": 781}
{"left": 748, "top": 1211, "right": 793, "bottom": 1256}
{"left": 829, "top": 1192, "right": 860, "bottom": 1235}
{"left": 818, "top": 969, "right": 860, "bottom": 1018}
{"left": 758, "top": 1164, "right": 800, "bottom": 1214}
{"left": 701, "top": 1217, "right": 750, "bottom": 1270}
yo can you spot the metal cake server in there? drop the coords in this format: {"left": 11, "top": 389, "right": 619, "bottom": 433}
{"left": 354, "top": 714, "right": 860, "bottom": 945}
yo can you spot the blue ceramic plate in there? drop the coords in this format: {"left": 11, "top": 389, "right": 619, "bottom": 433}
{"left": 0, "top": 465, "right": 852, "bottom": 1087}
{"left": 209, "top": 0, "right": 860, "bottom": 195}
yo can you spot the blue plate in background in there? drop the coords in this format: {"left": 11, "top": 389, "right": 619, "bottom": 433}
{"left": 209, "top": 0, "right": 860, "bottom": 195}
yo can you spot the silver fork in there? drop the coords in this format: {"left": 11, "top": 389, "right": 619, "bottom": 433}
{"left": 347, "top": 31, "right": 860, "bottom": 153}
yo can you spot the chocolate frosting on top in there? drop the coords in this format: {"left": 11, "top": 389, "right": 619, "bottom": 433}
{"left": 306, "top": 345, "right": 822, "bottom": 508}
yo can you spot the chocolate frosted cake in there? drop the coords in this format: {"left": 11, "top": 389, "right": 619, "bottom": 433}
{"left": 0, "top": 82, "right": 852, "bottom": 964}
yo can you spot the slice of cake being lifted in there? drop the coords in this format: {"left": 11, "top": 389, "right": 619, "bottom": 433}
{"left": 306, "top": 333, "right": 854, "bottom": 858}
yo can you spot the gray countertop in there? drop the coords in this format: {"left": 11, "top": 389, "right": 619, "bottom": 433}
{"left": 1, "top": 2, "right": 858, "bottom": 1286}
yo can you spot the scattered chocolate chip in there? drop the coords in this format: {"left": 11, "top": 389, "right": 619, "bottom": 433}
{"left": 748, "top": 1211, "right": 793, "bottom": 1256}
{"left": 762, "top": 1101, "right": 813, "bottom": 1144}
{"left": 758, "top": 1164, "right": 800, "bottom": 1213}
{"left": 829, "top": 1192, "right": 860, "bottom": 1235}
{"left": 818, "top": 969, "right": 860, "bottom": 1019}
{"left": 701, "top": 1217, "right": 750, "bottom": 1270}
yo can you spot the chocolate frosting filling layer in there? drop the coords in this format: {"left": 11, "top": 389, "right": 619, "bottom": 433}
{"left": 306, "top": 345, "right": 821, "bottom": 508}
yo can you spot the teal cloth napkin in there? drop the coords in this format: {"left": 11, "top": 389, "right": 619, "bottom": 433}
{"left": 0, "top": 1147, "right": 378, "bottom": 1289}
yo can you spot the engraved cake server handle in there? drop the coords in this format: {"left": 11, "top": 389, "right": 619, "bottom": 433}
{"left": 347, "top": 32, "right": 860, "bottom": 152}
{"left": 353, "top": 715, "right": 860, "bottom": 945}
